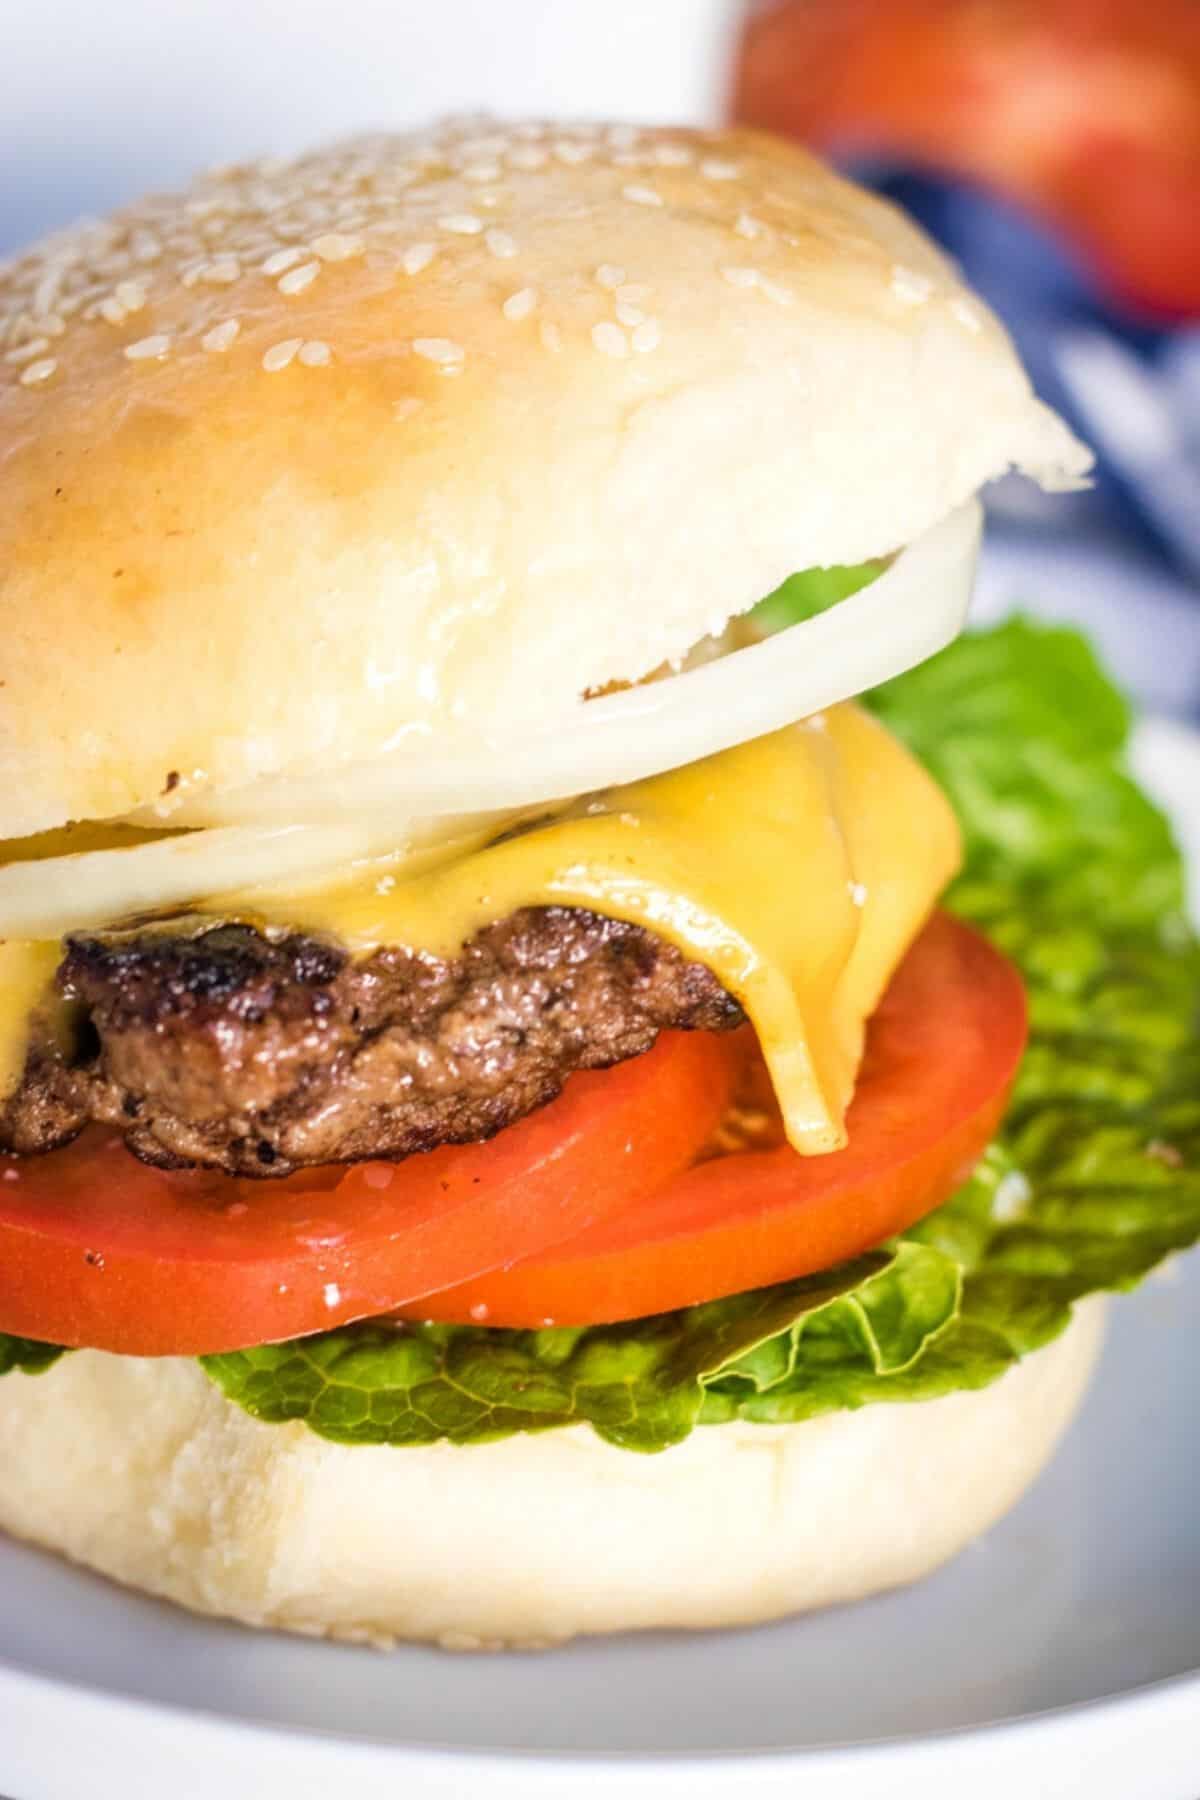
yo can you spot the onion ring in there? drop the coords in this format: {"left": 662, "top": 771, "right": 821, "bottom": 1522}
{"left": 162, "top": 500, "right": 979, "bottom": 827}
{"left": 0, "top": 503, "right": 978, "bottom": 938}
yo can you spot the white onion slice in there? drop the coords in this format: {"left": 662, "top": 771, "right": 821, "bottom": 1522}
{"left": 160, "top": 499, "right": 982, "bottom": 828}
{"left": 0, "top": 816, "right": 503, "bottom": 942}
{"left": 0, "top": 501, "right": 979, "bottom": 940}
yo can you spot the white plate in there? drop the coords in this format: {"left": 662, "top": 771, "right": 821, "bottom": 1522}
{"left": 2, "top": 719, "right": 1198, "bottom": 1800}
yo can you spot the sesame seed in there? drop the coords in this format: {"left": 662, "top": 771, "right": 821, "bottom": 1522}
{"left": 2, "top": 1167, "right": 19, "bottom": 1181}
{"left": 323, "top": 1282, "right": 343, "bottom": 1306}
{"left": 848, "top": 881, "right": 868, "bottom": 908}
{"left": 401, "top": 242, "right": 436, "bottom": 276}
{"left": 413, "top": 336, "right": 465, "bottom": 368}
{"left": 114, "top": 279, "right": 148, "bottom": 309}
{"left": 199, "top": 257, "right": 240, "bottom": 284}
{"left": 508, "top": 145, "right": 547, "bottom": 171}
{"left": 463, "top": 160, "right": 502, "bottom": 183}
{"left": 951, "top": 297, "right": 984, "bottom": 333}
{"left": 459, "top": 133, "right": 508, "bottom": 157}
{"left": 701, "top": 158, "right": 739, "bottom": 181}
{"left": 5, "top": 336, "right": 50, "bottom": 364}
{"left": 735, "top": 212, "right": 765, "bottom": 240}
{"left": 595, "top": 263, "right": 626, "bottom": 290}
{"left": 261, "top": 247, "right": 305, "bottom": 276}
{"left": 298, "top": 338, "right": 332, "bottom": 365}
{"left": 720, "top": 265, "right": 759, "bottom": 289}
{"left": 32, "top": 270, "right": 64, "bottom": 314}
{"left": 591, "top": 320, "right": 628, "bottom": 359}
{"left": 464, "top": 130, "right": 510, "bottom": 154}
{"left": 654, "top": 143, "right": 692, "bottom": 167}
{"left": 615, "top": 282, "right": 652, "bottom": 305}
{"left": 277, "top": 259, "right": 320, "bottom": 295}
{"left": 262, "top": 336, "right": 303, "bottom": 371}
{"left": 484, "top": 228, "right": 518, "bottom": 259}
{"left": 124, "top": 333, "right": 171, "bottom": 360}
{"left": 502, "top": 286, "right": 537, "bottom": 321}
{"left": 607, "top": 124, "right": 640, "bottom": 150}
{"left": 311, "top": 231, "right": 365, "bottom": 261}
{"left": 539, "top": 319, "right": 563, "bottom": 353}
{"left": 622, "top": 184, "right": 663, "bottom": 208}
{"left": 438, "top": 212, "right": 484, "bottom": 235}
{"left": 201, "top": 318, "right": 240, "bottom": 352}
{"left": 615, "top": 300, "right": 645, "bottom": 328}
{"left": 631, "top": 318, "right": 661, "bottom": 354}
{"left": 19, "top": 356, "right": 57, "bottom": 385}
{"left": 759, "top": 277, "right": 793, "bottom": 306}
{"left": 891, "top": 266, "right": 934, "bottom": 305}
{"left": 554, "top": 140, "right": 590, "bottom": 165}
{"left": 392, "top": 396, "right": 423, "bottom": 422}
{"left": 99, "top": 296, "right": 127, "bottom": 324}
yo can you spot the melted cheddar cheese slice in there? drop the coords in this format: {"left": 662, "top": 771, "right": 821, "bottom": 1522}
{"left": 0, "top": 940, "right": 61, "bottom": 1098}
{"left": 0, "top": 706, "right": 960, "bottom": 1152}
{"left": 238, "top": 703, "right": 961, "bottom": 1155}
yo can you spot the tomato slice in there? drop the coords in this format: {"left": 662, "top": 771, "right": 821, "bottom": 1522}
{"left": 0, "top": 1029, "right": 736, "bottom": 1355}
{"left": 402, "top": 914, "right": 1026, "bottom": 1328}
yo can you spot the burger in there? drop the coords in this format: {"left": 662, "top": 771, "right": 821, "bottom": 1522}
{"left": 0, "top": 119, "right": 1195, "bottom": 1652}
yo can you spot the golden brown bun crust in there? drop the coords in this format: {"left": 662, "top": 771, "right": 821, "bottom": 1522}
{"left": 0, "top": 122, "right": 1089, "bottom": 836}
{"left": 0, "top": 1302, "right": 1103, "bottom": 1647}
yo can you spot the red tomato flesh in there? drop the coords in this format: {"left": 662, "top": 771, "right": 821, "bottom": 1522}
{"left": 0, "top": 1028, "right": 737, "bottom": 1355}
{"left": 401, "top": 913, "right": 1026, "bottom": 1328}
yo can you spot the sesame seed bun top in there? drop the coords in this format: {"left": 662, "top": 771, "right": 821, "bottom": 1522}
{"left": 0, "top": 120, "right": 1088, "bottom": 838}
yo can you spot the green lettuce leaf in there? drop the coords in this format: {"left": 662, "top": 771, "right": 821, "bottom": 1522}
{"left": 9, "top": 619, "right": 1200, "bottom": 1453}
{"left": 202, "top": 1242, "right": 961, "bottom": 1453}
{"left": 0, "top": 1334, "right": 64, "bottom": 1377}
{"left": 747, "top": 559, "right": 883, "bottom": 636}
{"left": 201, "top": 618, "right": 1200, "bottom": 1451}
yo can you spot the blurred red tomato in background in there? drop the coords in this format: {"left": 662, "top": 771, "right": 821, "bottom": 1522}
{"left": 733, "top": 0, "right": 1200, "bottom": 319}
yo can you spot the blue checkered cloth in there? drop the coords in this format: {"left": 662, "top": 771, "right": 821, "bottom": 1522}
{"left": 853, "top": 169, "right": 1200, "bottom": 722}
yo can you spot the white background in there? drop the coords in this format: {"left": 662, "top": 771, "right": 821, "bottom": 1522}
{"left": 1, "top": 0, "right": 738, "bottom": 253}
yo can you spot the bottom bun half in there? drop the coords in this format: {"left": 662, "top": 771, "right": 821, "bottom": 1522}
{"left": 0, "top": 1301, "right": 1104, "bottom": 1649}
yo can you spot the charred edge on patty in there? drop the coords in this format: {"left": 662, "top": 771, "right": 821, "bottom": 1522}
{"left": 0, "top": 908, "right": 743, "bottom": 1177}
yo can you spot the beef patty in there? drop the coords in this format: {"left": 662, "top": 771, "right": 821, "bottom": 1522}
{"left": 0, "top": 908, "right": 743, "bottom": 1177}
